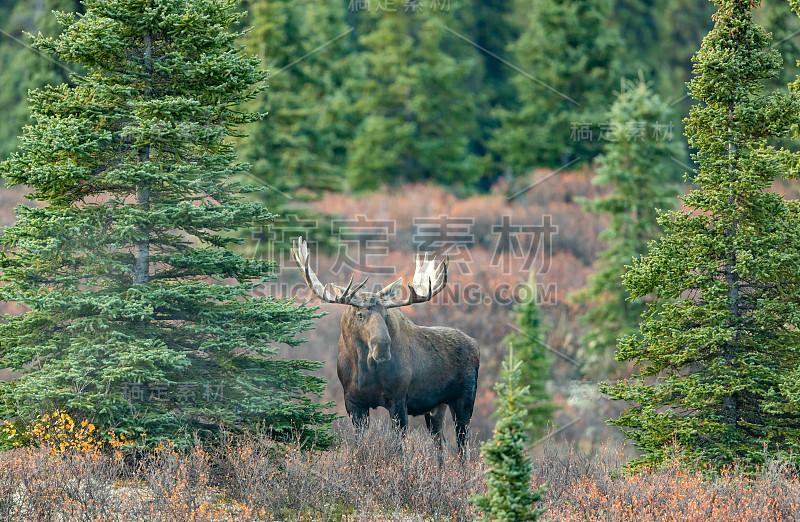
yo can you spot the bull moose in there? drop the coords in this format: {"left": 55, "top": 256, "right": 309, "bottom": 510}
{"left": 292, "top": 237, "right": 480, "bottom": 455}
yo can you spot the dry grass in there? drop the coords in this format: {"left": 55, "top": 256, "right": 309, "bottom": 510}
{"left": 220, "top": 421, "right": 482, "bottom": 520}
{"left": 0, "top": 421, "right": 483, "bottom": 521}
{"left": 1, "top": 422, "right": 799, "bottom": 521}
{"left": 535, "top": 442, "right": 800, "bottom": 522}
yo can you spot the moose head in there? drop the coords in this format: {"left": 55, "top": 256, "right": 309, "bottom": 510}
{"left": 292, "top": 236, "right": 448, "bottom": 369}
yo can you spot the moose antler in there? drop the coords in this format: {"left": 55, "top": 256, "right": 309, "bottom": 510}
{"left": 291, "top": 236, "right": 368, "bottom": 306}
{"left": 384, "top": 253, "right": 448, "bottom": 309}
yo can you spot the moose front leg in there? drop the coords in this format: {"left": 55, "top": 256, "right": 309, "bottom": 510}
{"left": 345, "top": 398, "right": 369, "bottom": 432}
{"left": 388, "top": 397, "right": 408, "bottom": 433}
{"left": 450, "top": 396, "right": 475, "bottom": 459}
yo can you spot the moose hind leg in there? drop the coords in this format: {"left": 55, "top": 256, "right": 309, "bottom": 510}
{"left": 450, "top": 398, "right": 475, "bottom": 458}
{"left": 424, "top": 404, "right": 447, "bottom": 444}
{"left": 425, "top": 404, "right": 448, "bottom": 464}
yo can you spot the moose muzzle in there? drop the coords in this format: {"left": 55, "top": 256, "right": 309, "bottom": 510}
{"left": 368, "top": 337, "right": 392, "bottom": 365}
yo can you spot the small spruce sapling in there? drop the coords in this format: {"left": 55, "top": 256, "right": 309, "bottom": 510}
{"left": 503, "top": 273, "right": 556, "bottom": 440}
{"left": 471, "top": 345, "right": 546, "bottom": 521}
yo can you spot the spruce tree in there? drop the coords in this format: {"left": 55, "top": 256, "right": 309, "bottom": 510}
{"left": 238, "top": 0, "right": 349, "bottom": 204}
{"left": 778, "top": 0, "right": 800, "bottom": 420}
{"left": 491, "top": 0, "right": 627, "bottom": 171}
{"left": 235, "top": 0, "right": 351, "bottom": 256}
{"left": 614, "top": 0, "right": 658, "bottom": 73}
{"left": 0, "top": 0, "right": 335, "bottom": 447}
{"left": 503, "top": 274, "right": 555, "bottom": 440}
{"left": 601, "top": 0, "right": 800, "bottom": 469}
{"left": 471, "top": 347, "right": 546, "bottom": 522}
{"left": 573, "top": 78, "right": 679, "bottom": 355}
{"left": 345, "top": 7, "right": 485, "bottom": 191}
{"left": 462, "top": 0, "right": 521, "bottom": 185}
{"left": 469, "top": 0, "right": 519, "bottom": 102}
{"left": 0, "top": 0, "right": 82, "bottom": 159}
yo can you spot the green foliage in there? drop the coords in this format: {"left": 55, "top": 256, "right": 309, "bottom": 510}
{"left": 492, "top": 0, "right": 628, "bottom": 171}
{"left": 471, "top": 347, "right": 546, "bottom": 521}
{"left": 0, "top": 0, "right": 81, "bottom": 159}
{"left": 0, "top": 0, "right": 335, "bottom": 448}
{"left": 614, "top": 0, "right": 658, "bottom": 74}
{"left": 637, "top": 0, "right": 714, "bottom": 107}
{"left": 234, "top": 0, "right": 352, "bottom": 257}
{"left": 470, "top": 0, "right": 520, "bottom": 103}
{"left": 0, "top": 0, "right": 742, "bottom": 194}
{"left": 602, "top": 0, "right": 800, "bottom": 470}
{"left": 237, "top": 1, "right": 348, "bottom": 200}
{"left": 344, "top": 7, "right": 486, "bottom": 191}
{"left": 573, "top": 77, "right": 680, "bottom": 355}
{"left": 502, "top": 274, "right": 555, "bottom": 440}
{"left": 460, "top": 0, "right": 522, "bottom": 185}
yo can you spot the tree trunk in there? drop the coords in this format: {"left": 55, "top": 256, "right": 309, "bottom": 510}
{"left": 723, "top": 104, "right": 739, "bottom": 428}
{"left": 135, "top": 29, "right": 152, "bottom": 286}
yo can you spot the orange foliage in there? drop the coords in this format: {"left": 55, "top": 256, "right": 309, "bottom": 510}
{"left": 539, "top": 448, "right": 800, "bottom": 522}
{"left": 1, "top": 428, "right": 798, "bottom": 521}
{"left": 276, "top": 171, "right": 626, "bottom": 445}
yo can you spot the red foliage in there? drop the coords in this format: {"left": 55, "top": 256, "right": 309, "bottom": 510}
{"left": 278, "top": 171, "right": 627, "bottom": 446}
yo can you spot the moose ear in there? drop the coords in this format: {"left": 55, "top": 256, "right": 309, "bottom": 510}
{"left": 378, "top": 277, "right": 403, "bottom": 300}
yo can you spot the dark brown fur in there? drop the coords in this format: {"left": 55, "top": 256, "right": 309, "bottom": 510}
{"left": 336, "top": 294, "right": 480, "bottom": 454}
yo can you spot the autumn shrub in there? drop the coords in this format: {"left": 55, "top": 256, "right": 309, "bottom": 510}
{"left": 0, "top": 426, "right": 799, "bottom": 521}
{"left": 533, "top": 442, "right": 800, "bottom": 522}
{"left": 0, "top": 444, "right": 129, "bottom": 520}
{"left": 2, "top": 409, "right": 135, "bottom": 454}
{"left": 218, "top": 419, "right": 483, "bottom": 520}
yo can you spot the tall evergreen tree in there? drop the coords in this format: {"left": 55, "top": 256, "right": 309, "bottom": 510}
{"left": 0, "top": 0, "right": 335, "bottom": 446}
{"left": 0, "top": 0, "right": 82, "bottom": 159}
{"left": 457, "top": 0, "right": 520, "bottom": 187}
{"left": 491, "top": 0, "right": 627, "bottom": 172}
{"left": 345, "top": 6, "right": 485, "bottom": 191}
{"left": 756, "top": 0, "right": 800, "bottom": 90}
{"left": 573, "top": 78, "right": 679, "bottom": 355}
{"left": 778, "top": 0, "right": 800, "bottom": 421}
{"left": 236, "top": 0, "right": 351, "bottom": 256}
{"left": 613, "top": 0, "right": 659, "bottom": 77}
{"left": 238, "top": 0, "right": 349, "bottom": 203}
{"left": 503, "top": 274, "right": 555, "bottom": 440}
{"left": 601, "top": 0, "right": 800, "bottom": 469}
{"left": 471, "top": 346, "right": 547, "bottom": 522}
{"left": 468, "top": 0, "right": 519, "bottom": 107}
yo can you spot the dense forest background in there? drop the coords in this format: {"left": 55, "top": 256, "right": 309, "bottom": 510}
{"left": 2, "top": 0, "right": 800, "bottom": 453}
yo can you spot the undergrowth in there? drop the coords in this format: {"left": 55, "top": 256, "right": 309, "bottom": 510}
{"left": 0, "top": 419, "right": 798, "bottom": 520}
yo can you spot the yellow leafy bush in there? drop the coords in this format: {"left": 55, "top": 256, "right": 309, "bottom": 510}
{"left": 2, "top": 410, "right": 139, "bottom": 454}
